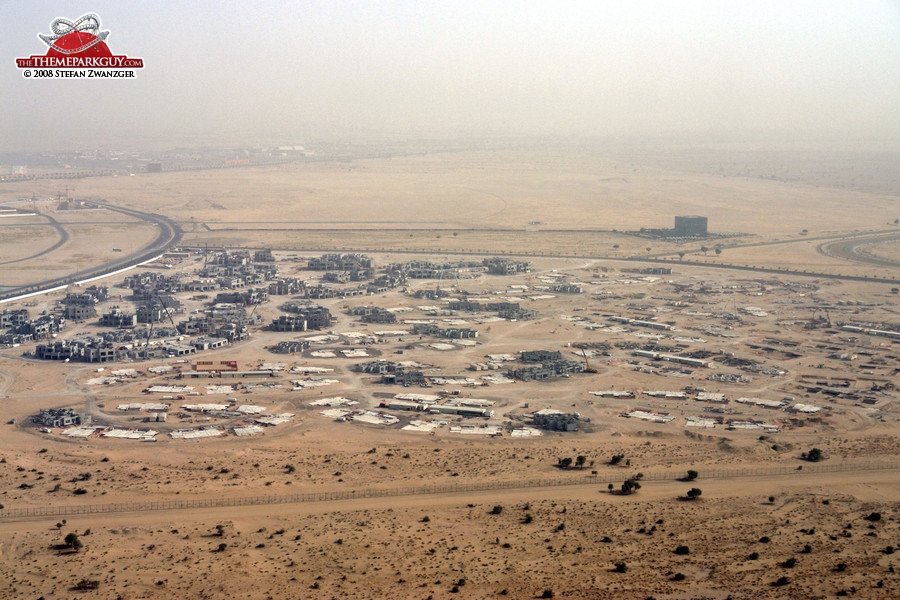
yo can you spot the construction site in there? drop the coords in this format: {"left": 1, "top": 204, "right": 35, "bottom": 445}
{"left": 1, "top": 144, "right": 900, "bottom": 599}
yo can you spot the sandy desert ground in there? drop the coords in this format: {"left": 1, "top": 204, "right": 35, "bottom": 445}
{"left": 1, "top": 147, "right": 900, "bottom": 599}
{"left": 2, "top": 149, "right": 900, "bottom": 291}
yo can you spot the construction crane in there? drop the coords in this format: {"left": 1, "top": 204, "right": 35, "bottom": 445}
{"left": 144, "top": 321, "right": 154, "bottom": 351}
{"left": 154, "top": 291, "right": 177, "bottom": 328}
{"left": 805, "top": 307, "right": 832, "bottom": 329}
{"left": 144, "top": 292, "right": 177, "bottom": 355}
{"left": 580, "top": 348, "right": 598, "bottom": 374}
{"left": 247, "top": 300, "right": 261, "bottom": 323}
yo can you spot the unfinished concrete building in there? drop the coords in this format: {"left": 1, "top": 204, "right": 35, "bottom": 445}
{"left": 552, "top": 284, "right": 583, "bottom": 294}
{"left": 380, "top": 369, "right": 427, "bottom": 386}
{"left": 191, "top": 337, "right": 228, "bottom": 351}
{"left": 34, "top": 408, "right": 90, "bottom": 428}
{"left": 99, "top": 306, "right": 137, "bottom": 328}
{"left": 279, "top": 303, "right": 333, "bottom": 330}
{"left": 355, "top": 360, "right": 398, "bottom": 375}
{"left": 483, "top": 257, "right": 531, "bottom": 275}
{"left": 253, "top": 249, "right": 275, "bottom": 263}
{"left": 268, "top": 278, "right": 305, "bottom": 296}
{"left": 307, "top": 253, "right": 374, "bottom": 276}
{"left": 208, "top": 250, "right": 252, "bottom": 267}
{"left": 520, "top": 350, "right": 562, "bottom": 363}
{"left": 270, "top": 315, "right": 308, "bottom": 332}
{"left": 11, "top": 315, "right": 65, "bottom": 340}
{"left": 532, "top": 411, "right": 580, "bottom": 432}
{"left": 137, "top": 304, "right": 168, "bottom": 324}
{"left": 0, "top": 309, "right": 29, "bottom": 328}
{"left": 178, "top": 316, "right": 216, "bottom": 335}
{"left": 214, "top": 287, "right": 268, "bottom": 306}
{"left": 34, "top": 337, "right": 123, "bottom": 363}
{"left": 447, "top": 300, "right": 535, "bottom": 321}
{"left": 412, "top": 323, "right": 478, "bottom": 338}
{"left": 350, "top": 306, "right": 397, "bottom": 324}
{"left": 268, "top": 340, "right": 310, "bottom": 354}
{"left": 497, "top": 305, "right": 537, "bottom": 321}
{"left": 508, "top": 360, "right": 586, "bottom": 381}
{"left": 62, "top": 293, "right": 98, "bottom": 321}
{"left": 216, "top": 322, "right": 250, "bottom": 343}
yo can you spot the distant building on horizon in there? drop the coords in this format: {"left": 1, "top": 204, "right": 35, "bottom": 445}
{"left": 674, "top": 215, "right": 708, "bottom": 237}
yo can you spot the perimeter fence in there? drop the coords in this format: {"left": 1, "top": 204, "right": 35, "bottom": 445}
{"left": 2, "top": 459, "right": 898, "bottom": 520}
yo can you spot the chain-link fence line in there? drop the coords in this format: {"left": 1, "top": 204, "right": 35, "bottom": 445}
{"left": 2, "top": 459, "right": 897, "bottom": 520}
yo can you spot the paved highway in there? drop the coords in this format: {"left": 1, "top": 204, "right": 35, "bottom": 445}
{"left": 0, "top": 202, "right": 182, "bottom": 301}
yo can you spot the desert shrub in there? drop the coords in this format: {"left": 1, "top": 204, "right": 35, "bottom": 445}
{"left": 620, "top": 479, "right": 641, "bottom": 495}
{"left": 803, "top": 448, "right": 824, "bottom": 462}
{"left": 63, "top": 531, "right": 82, "bottom": 552}
{"left": 72, "top": 579, "right": 99, "bottom": 590}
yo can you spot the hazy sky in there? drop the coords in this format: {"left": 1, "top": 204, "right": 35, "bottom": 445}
{"left": 2, "top": 1, "right": 900, "bottom": 150}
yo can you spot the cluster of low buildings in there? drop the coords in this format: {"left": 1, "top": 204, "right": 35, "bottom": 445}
{"left": 378, "top": 393, "right": 495, "bottom": 418}
{"left": 271, "top": 303, "right": 333, "bottom": 331}
{"left": 0, "top": 310, "right": 66, "bottom": 345}
{"left": 62, "top": 286, "right": 109, "bottom": 320}
{"left": 447, "top": 300, "right": 536, "bottom": 320}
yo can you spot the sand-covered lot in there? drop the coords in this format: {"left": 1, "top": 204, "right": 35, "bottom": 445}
{"left": 1, "top": 147, "right": 899, "bottom": 598}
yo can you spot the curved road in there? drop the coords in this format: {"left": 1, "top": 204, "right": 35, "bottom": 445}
{"left": 0, "top": 213, "right": 69, "bottom": 266}
{"left": 819, "top": 231, "right": 900, "bottom": 269}
{"left": 0, "top": 202, "right": 182, "bottom": 300}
